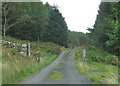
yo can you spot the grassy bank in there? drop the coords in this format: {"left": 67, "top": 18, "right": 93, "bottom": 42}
{"left": 74, "top": 46, "right": 118, "bottom": 84}
{"left": 2, "top": 37, "right": 65, "bottom": 84}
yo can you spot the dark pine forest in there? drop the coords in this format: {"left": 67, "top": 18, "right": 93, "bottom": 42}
{"left": 2, "top": 2, "right": 120, "bottom": 60}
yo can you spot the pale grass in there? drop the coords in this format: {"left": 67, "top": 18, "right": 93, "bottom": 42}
{"left": 77, "top": 62, "right": 90, "bottom": 74}
{"left": 104, "top": 65, "right": 118, "bottom": 84}
{"left": 105, "top": 72, "right": 118, "bottom": 84}
{"left": 0, "top": 62, "right": 1, "bottom": 69}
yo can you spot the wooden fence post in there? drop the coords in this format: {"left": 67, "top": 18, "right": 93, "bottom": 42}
{"left": 82, "top": 49, "right": 87, "bottom": 66}
{"left": 27, "top": 43, "right": 31, "bottom": 57}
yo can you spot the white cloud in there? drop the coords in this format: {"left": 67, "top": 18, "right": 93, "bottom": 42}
{"left": 42, "top": 0, "right": 101, "bottom": 33}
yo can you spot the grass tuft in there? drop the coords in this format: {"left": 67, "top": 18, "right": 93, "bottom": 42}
{"left": 49, "top": 71, "right": 64, "bottom": 80}
{"left": 77, "top": 62, "right": 90, "bottom": 74}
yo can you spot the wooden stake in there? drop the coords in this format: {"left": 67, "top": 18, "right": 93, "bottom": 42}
{"left": 27, "top": 43, "right": 31, "bottom": 57}
{"left": 82, "top": 49, "right": 86, "bottom": 66}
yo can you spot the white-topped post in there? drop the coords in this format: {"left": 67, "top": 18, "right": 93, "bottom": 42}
{"left": 83, "top": 49, "right": 87, "bottom": 66}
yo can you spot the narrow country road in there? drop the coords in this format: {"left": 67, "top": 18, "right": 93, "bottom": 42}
{"left": 20, "top": 50, "right": 93, "bottom": 84}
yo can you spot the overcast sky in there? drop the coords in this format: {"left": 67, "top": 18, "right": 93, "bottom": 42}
{"left": 41, "top": 0, "right": 101, "bottom": 33}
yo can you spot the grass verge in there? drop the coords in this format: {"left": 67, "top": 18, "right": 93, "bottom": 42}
{"left": 2, "top": 47, "right": 57, "bottom": 84}
{"left": 2, "top": 36, "right": 63, "bottom": 84}
{"left": 74, "top": 46, "right": 118, "bottom": 84}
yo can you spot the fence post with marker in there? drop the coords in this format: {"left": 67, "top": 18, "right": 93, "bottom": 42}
{"left": 82, "top": 49, "right": 87, "bottom": 66}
